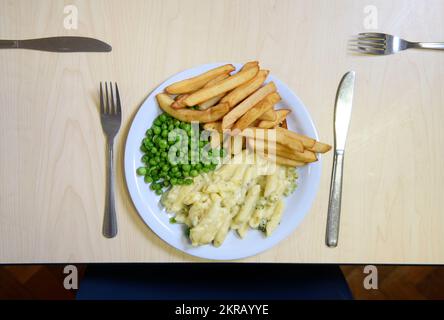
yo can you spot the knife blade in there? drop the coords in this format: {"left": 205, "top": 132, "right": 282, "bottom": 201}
{"left": 326, "top": 71, "right": 355, "bottom": 248}
{"left": 0, "top": 37, "right": 111, "bottom": 52}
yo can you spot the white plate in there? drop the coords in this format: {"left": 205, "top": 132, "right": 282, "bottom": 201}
{"left": 124, "top": 63, "right": 321, "bottom": 260}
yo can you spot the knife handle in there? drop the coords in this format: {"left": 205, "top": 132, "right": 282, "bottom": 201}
{"left": 0, "top": 40, "right": 18, "bottom": 49}
{"left": 326, "top": 150, "right": 345, "bottom": 247}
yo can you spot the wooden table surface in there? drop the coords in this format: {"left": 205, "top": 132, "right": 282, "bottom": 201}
{"left": 1, "top": 0, "right": 443, "bottom": 264}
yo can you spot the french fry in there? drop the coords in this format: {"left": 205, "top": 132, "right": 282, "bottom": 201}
{"left": 198, "top": 74, "right": 231, "bottom": 110}
{"left": 241, "top": 61, "right": 259, "bottom": 71}
{"left": 247, "top": 138, "right": 317, "bottom": 163}
{"left": 172, "top": 94, "right": 189, "bottom": 109}
{"left": 198, "top": 94, "right": 225, "bottom": 110}
{"left": 273, "top": 155, "right": 306, "bottom": 167}
{"left": 310, "top": 141, "right": 332, "bottom": 153}
{"left": 221, "top": 70, "right": 269, "bottom": 108}
{"left": 257, "top": 109, "right": 276, "bottom": 121}
{"left": 203, "top": 121, "right": 222, "bottom": 132}
{"left": 232, "top": 92, "right": 281, "bottom": 131}
{"left": 156, "top": 93, "right": 229, "bottom": 123}
{"left": 184, "top": 66, "right": 259, "bottom": 107}
{"left": 275, "top": 127, "right": 332, "bottom": 153}
{"left": 238, "top": 127, "right": 304, "bottom": 153}
{"left": 258, "top": 109, "right": 291, "bottom": 129}
{"left": 205, "top": 73, "right": 230, "bottom": 87}
{"left": 275, "top": 127, "right": 316, "bottom": 149}
{"left": 222, "top": 82, "right": 277, "bottom": 129}
{"left": 165, "top": 64, "right": 235, "bottom": 94}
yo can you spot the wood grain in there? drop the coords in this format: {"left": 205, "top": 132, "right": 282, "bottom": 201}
{"left": 1, "top": 0, "right": 444, "bottom": 263}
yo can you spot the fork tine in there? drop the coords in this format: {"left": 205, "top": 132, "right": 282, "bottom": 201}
{"left": 356, "top": 40, "right": 386, "bottom": 47}
{"left": 357, "top": 37, "right": 385, "bottom": 44}
{"left": 115, "top": 83, "right": 121, "bottom": 115}
{"left": 105, "top": 82, "right": 110, "bottom": 114}
{"left": 109, "top": 81, "right": 115, "bottom": 114}
{"left": 354, "top": 46, "right": 385, "bottom": 55}
{"left": 358, "top": 32, "right": 386, "bottom": 38}
{"left": 100, "top": 82, "right": 104, "bottom": 114}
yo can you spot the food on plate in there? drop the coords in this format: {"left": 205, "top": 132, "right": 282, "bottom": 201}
{"left": 257, "top": 108, "right": 276, "bottom": 121}
{"left": 157, "top": 93, "right": 229, "bottom": 123}
{"left": 161, "top": 150, "right": 298, "bottom": 246}
{"left": 165, "top": 64, "right": 235, "bottom": 94}
{"left": 137, "top": 61, "right": 332, "bottom": 248}
{"left": 222, "top": 82, "right": 277, "bottom": 129}
{"left": 197, "top": 73, "right": 231, "bottom": 110}
{"left": 232, "top": 92, "right": 281, "bottom": 131}
{"left": 220, "top": 70, "right": 269, "bottom": 108}
{"left": 247, "top": 137, "right": 317, "bottom": 163}
{"left": 258, "top": 109, "right": 291, "bottom": 128}
{"left": 183, "top": 65, "right": 259, "bottom": 106}
{"left": 136, "top": 112, "right": 224, "bottom": 195}
{"left": 238, "top": 127, "right": 305, "bottom": 153}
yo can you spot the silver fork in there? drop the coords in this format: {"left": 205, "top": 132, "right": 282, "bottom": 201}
{"left": 350, "top": 32, "right": 444, "bottom": 55}
{"left": 99, "top": 82, "right": 122, "bottom": 238}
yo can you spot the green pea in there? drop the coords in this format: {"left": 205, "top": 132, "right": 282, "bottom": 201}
{"left": 168, "top": 124, "right": 174, "bottom": 131}
{"left": 161, "top": 130, "right": 168, "bottom": 138}
{"left": 146, "top": 128, "right": 153, "bottom": 136}
{"left": 177, "top": 178, "right": 184, "bottom": 185}
{"left": 154, "top": 156, "right": 161, "bottom": 163}
{"left": 154, "top": 119, "right": 162, "bottom": 126}
{"left": 149, "top": 158, "right": 157, "bottom": 166}
{"left": 144, "top": 175, "right": 153, "bottom": 183}
{"left": 161, "top": 151, "right": 168, "bottom": 158}
{"left": 162, "top": 165, "right": 169, "bottom": 172}
{"left": 174, "top": 171, "right": 182, "bottom": 178}
{"left": 161, "top": 124, "right": 167, "bottom": 130}
{"left": 143, "top": 137, "right": 150, "bottom": 146}
{"left": 174, "top": 120, "right": 180, "bottom": 127}
{"left": 140, "top": 145, "right": 148, "bottom": 153}
{"left": 153, "top": 126, "right": 161, "bottom": 135}
{"left": 202, "top": 167, "right": 210, "bottom": 173}
{"left": 199, "top": 141, "right": 205, "bottom": 148}
{"left": 159, "top": 114, "right": 167, "bottom": 122}
{"left": 136, "top": 167, "right": 147, "bottom": 176}
{"left": 182, "top": 164, "right": 191, "bottom": 172}
{"left": 170, "top": 178, "right": 178, "bottom": 185}
{"left": 159, "top": 140, "right": 168, "bottom": 149}
{"left": 155, "top": 189, "right": 163, "bottom": 195}
{"left": 141, "top": 155, "right": 149, "bottom": 163}
{"left": 171, "top": 166, "right": 179, "bottom": 173}
{"left": 190, "top": 170, "right": 198, "bottom": 177}
{"left": 195, "top": 163, "right": 202, "bottom": 170}
{"left": 163, "top": 180, "right": 170, "bottom": 187}
{"left": 184, "top": 178, "right": 193, "bottom": 185}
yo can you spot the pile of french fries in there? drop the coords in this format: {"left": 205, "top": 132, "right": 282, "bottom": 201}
{"left": 156, "top": 61, "right": 331, "bottom": 167}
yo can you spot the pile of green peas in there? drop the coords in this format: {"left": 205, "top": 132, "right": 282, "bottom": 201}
{"left": 136, "top": 113, "right": 226, "bottom": 195}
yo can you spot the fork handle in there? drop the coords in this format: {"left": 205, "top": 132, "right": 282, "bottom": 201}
{"left": 0, "top": 40, "right": 18, "bottom": 49}
{"left": 409, "top": 42, "right": 444, "bottom": 50}
{"left": 102, "top": 139, "right": 118, "bottom": 238}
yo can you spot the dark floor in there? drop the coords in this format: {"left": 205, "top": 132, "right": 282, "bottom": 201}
{"left": 0, "top": 265, "right": 443, "bottom": 299}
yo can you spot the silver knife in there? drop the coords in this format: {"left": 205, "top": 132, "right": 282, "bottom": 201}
{"left": 326, "top": 71, "right": 355, "bottom": 248}
{"left": 0, "top": 36, "right": 111, "bottom": 52}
